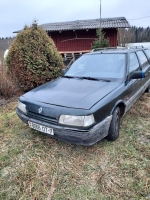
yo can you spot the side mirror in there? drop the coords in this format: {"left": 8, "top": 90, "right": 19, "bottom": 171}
{"left": 129, "top": 71, "right": 145, "bottom": 80}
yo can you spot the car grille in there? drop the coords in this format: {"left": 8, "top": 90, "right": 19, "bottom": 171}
{"left": 27, "top": 111, "right": 58, "bottom": 124}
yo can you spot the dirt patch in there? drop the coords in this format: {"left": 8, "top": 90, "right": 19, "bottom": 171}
{"left": 0, "top": 95, "right": 18, "bottom": 106}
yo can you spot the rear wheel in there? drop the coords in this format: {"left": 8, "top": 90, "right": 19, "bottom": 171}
{"left": 106, "top": 107, "right": 121, "bottom": 141}
{"left": 145, "top": 84, "right": 150, "bottom": 93}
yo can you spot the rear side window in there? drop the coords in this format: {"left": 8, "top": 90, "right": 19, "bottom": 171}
{"left": 136, "top": 51, "right": 148, "bottom": 69}
{"left": 145, "top": 49, "right": 150, "bottom": 59}
{"left": 129, "top": 53, "right": 140, "bottom": 73}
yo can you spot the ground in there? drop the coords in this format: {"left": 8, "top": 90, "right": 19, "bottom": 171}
{"left": 0, "top": 96, "right": 18, "bottom": 106}
{"left": 0, "top": 94, "right": 150, "bottom": 200}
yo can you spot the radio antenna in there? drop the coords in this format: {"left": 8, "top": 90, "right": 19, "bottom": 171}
{"left": 99, "top": 0, "right": 102, "bottom": 45}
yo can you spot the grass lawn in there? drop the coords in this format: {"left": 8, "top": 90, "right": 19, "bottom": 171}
{"left": 0, "top": 94, "right": 150, "bottom": 200}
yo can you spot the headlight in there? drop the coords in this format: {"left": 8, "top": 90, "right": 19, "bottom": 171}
{"left": 59, "top": 114, "right": 95, "bottom": 127}
{"left": 18, "top": 101, "right": 27, "bottom": 114}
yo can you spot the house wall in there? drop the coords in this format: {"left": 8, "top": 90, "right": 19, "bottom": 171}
{"left": 48, "top": 28, "right": 117, "bottom": 52}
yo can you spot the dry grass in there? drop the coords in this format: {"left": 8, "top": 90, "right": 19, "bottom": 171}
{"left": 0, "top": 58, "right": 21, "bottom": 98}
{"left": 0, "top": 94, "right": 150, "bottom": 200}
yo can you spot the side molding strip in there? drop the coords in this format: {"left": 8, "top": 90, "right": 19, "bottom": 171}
{"left": 125, "top": 79, "right": 150, "bottom": 113}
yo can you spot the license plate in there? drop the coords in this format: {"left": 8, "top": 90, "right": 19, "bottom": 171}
{"left": 28, "top": 121, "right": 54, "bottom": 135}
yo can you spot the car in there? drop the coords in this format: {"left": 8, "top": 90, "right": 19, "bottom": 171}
{"left": 16, "top": 46, "right": 150, "bottom": 146}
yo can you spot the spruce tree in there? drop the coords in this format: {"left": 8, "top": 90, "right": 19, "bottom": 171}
{"left": 91, "top": 29, "right": 109, "bottom": 49}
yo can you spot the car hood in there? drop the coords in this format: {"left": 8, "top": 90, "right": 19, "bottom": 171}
{"left": 23, "top": 78, "right": 121, "bottom": 109}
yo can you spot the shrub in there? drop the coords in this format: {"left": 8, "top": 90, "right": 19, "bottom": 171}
{"left": 0, "top": 59, "right": 21, "bottom": 98}
{"left": 6, "top": 21, "right": 64, "bottom": 91}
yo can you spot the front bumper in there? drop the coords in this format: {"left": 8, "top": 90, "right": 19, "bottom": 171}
{"left": 16, "top": 109, "right": 112, "bottom": 146}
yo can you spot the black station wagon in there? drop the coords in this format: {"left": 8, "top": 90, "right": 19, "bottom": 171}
{"left": 17, "top": 47, "right": 150, "bottom": 146}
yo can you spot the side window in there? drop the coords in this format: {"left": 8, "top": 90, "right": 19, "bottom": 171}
{"left": 129, "top": 53, "right": 140, "bottom": 73}
{"left": 145, "top": 49, "right": 150, "bottom": 59}
{"left": 136, "top": 51, "right": 148, "bottom": 69}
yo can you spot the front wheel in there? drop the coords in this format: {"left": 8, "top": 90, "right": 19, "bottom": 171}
{"left": 106, "top": 107, "right": 121, "bottom": 141}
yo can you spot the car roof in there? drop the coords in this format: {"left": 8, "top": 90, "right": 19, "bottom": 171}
{"left": 86, "top": 47, "right": 148, "bottom": 55}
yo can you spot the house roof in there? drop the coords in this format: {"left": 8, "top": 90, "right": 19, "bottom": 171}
{"left": 40, "top": 17, "right": 130, "bottom": 32}
{"left": 13, "top": 17, "right": 130, "bottom": 33}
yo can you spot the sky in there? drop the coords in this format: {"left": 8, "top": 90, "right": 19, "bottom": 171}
{"left": 0, "top": 0, "right": 150, "bottom": 38}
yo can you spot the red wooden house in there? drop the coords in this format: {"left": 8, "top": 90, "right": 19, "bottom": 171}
{"left": 40, "top": 17, "right": 130, "bottom": 53}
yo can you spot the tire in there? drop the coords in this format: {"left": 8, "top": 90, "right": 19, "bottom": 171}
{"left": 106, "top": 107, "right": 121, "bottom": 141}
{"left": 145, "top": 84, "right": 150, "bottom": 93}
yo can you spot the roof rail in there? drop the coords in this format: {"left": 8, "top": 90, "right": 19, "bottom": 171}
{"left": 91, "top": 47, "right": 117, "bottom": 52}
{"left": 129, "top": 46, "right": 144, "bottom": 49}
{"left": 91, "top": 46, "right": 146, "bottom": 52}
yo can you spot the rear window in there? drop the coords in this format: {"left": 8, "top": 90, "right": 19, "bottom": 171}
{"left": 136, "top": 51, "right": 148, "bottom": 69}
{"left": 145, "top": 49, "right": 150, "bottom": 59}
{"left": 129, "top": 53, "right": 140, "bottom": 73}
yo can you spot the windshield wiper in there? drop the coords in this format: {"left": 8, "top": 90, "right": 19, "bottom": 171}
{"left": 63, "top": 76, "right": 111, "bottom": 82}
{"left": 81, "top": 77, "right": 111, "bottom": 82}
{"left": 63, "top": 75, "right": 74, "bottom": 78}
{"left": 63, "top": 75, "right": 83, "bottom": 79}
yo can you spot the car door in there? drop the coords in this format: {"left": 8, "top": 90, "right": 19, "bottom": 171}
{"left": 125, "top": 52, "right": 142, "bottom": 110}
{"left": 136, "top": 50, "right": 150, "bottom": 90}
{"left": 129, "top": 52, "right": 142, "bottom": 94}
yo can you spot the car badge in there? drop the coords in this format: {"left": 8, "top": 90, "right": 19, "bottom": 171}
{"left": 38, "top": 107, "right": 42, "bottom": 113}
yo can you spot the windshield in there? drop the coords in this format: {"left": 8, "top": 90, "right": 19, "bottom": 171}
{"left": 65, "top": 53, "right": 126, "bottom": 81}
